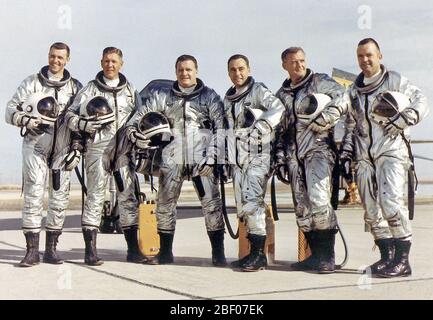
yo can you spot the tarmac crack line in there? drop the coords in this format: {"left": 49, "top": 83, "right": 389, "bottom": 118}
{"left": 211, "top": 276, "right": 433, "bottom": 299}
{"left": 0, "top": 240, "right": 210, "bottom": 300}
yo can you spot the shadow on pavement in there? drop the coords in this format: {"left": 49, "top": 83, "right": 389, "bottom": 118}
{"left": 0, "top": 249, "right": 24, "bottom": 266}
{"left": 0, "top": 208, "right": 236, "bottom": 231}
{"left": 0, "top": 214, "right": 83, "bottom": 231}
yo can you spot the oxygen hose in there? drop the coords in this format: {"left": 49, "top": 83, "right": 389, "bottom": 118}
{"left": 74, "top": 158, "right": 87, "bottom": 216}
{"left": 274, "top": 171, "right": 349, "bottom": 269}
{"left": 335, "top": 222, "right": 349, "bottom": 269}
{"left": 220, "top": 178, "right": 239, "bottom": 239}
{"left": 220, "top": 173, "right": 280, "bottom": 240}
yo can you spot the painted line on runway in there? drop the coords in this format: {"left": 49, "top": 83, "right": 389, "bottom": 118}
{"left": 0, "top": 240, "right": 210, "bottom": 300}
{"left": 64, "top": 260, "right": 211, "bottom": 300}
{"left": 0, "top": 240, "right": 26, "bottom": 250}
{"left": 212, "top": 276, "right": 433, "bottom": 299}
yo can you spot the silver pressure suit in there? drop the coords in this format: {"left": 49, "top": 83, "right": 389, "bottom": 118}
{"left": 341, "top": 66, "right": 428, "bottom": 240}
{"left": 67, "top": 72, "right": 141, "bottom": 229}
{"left": 224, "top": 77, "right": 285, "bottom": 236}
{"left": 5, "top": 66, "right": 82, "bottom": 233}
{"left": 128, "top": 79, "right": 225, "bottom": 234}
{"left": 275, "top": 70, "right": 345, "bottom": 232}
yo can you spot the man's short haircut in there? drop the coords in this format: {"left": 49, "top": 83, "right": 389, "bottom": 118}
{"left": 281, "top": 47, "right": 305, "bottom": 61}
{"left": 175, "top": 55, "right": 198, "bottom": 69}
{"left": 227, "top": 54, "right": 250, "bottom": 68}
{"left": 49, "top": 42, "right": 70, "bottom": 57}
{"left": 358, "top": 38, "right": 381, "bottom": 51}
{"left": 102, "top": 47, "right": 123, "bottom": 59}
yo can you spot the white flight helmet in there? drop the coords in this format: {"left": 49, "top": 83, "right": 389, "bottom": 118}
{"left": 138, "top": 111, "right": 172, "bottom": 147}
{"left": 296, "top": 93, "right": 331, "bottom": 123}
{"left": 22, "top": 92, "right": 59, "bottom": 125}
{"left": 80, "top": 96, "right": 115, "bottom": 125}
{"left": 371, "top": 91, "right": 410, "bottom": 125}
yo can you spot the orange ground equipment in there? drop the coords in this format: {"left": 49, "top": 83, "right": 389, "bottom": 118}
{"left": 297, "top": 228, "right": 312, "bottom": 262}
{"left": 138, "top": 200, "right": 160, "bottom": 258}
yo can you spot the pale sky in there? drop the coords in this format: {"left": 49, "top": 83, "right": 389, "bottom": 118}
{"left": 0, "top": 0, "right": 432, "bottom": 183}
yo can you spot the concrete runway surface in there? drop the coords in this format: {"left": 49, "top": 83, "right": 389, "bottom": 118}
{"left": 1, "top": 203, "right": 432, "bottom": 300}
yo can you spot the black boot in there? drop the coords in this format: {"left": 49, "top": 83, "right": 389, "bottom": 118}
{"left": 123, "top": 227, "right": 148, "bottom": 263}
{"left": 316, "top": 229, "right": 337, "bottom": 274}
{"left": 365, "top": 238, "right": 394, "bottom": 274}
{"left": 242, "top": 234, "right": 267, "bottom": 272}
{"left": 208, "top": 230, "right": 227, "bottom": 267}
{"left": 230, "top": 254, "right": 251, "bottom": 268}
{"left": 19, "top": 232, "right": 40, "bottom": 267}
{"left": 82, "top": 228, "right": 104, "bottom": 266}
{"left": 291, "top": 231, "right": 320, "bottom": 271}
{"left": 43, "top": 230, "right": 63, "bottom": 264}
{"left": 147, "top": 232, "right": 174, "bottom": 265}
{"left": 377, "top": 240, "right": 412, "bottom": 278}
{"left": 230, "top": 234, "right": 251, "bottom": 268}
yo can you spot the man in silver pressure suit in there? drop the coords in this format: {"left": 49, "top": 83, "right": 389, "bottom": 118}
{"left": 274, "top": 47, "right": 346, "bottom": 274}
{"left": 66, "top": 47, "right": 146, "bottom": 266}
{"left": 126, "top": 55, "right": 227, "bottom": 266}
{"left": 224, "top": 54, "right": 284, "bottom": 272}
{"left": 341, "top": 38, "right": 428, "bottom": 277}
{"left": 5, "top": 42, "right": 82, "bottom": 267}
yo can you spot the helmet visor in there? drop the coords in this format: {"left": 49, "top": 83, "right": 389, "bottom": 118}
{"left": 86, "top": 97, "right": 113, "bottom": 117}
{"left": 373, "top": 92, "right": 399, "bottom": 118}
{"left": 236, "top": 108, "right": 257, "bottom": 129}
{"left": 37, "top": 96, "right": 59, "bottom": 119}
{"left": 139, "top": 112, "right": 171, "bottom": 146}
{"left": 139, "top": 112, "right": 169, "bottom": 132}
{"left": 297, "top": 96, "right": 318, "bottom": 116}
